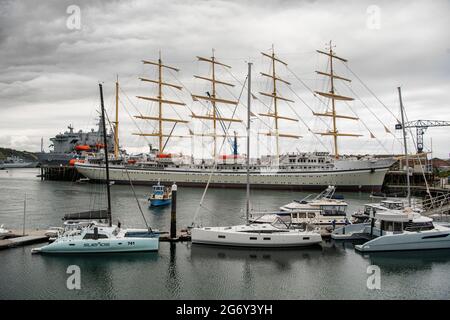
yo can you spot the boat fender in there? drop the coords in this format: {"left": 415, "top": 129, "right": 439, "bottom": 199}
{"left": 94, "top": 227, "right": 98, "bottom": 240}
{"left": 370, "top": 168, "right": 375, "bottom": 173}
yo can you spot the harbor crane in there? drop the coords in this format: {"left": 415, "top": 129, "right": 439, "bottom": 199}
{"left": 395, "top": 120, "right": 450, "bottom": 153}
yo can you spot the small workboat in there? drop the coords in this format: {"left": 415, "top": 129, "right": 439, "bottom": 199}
{"left": 0, "top": 224, "right": 11, "bottom": 239}
{"left": 148, "top": 181, "right": 172, "bottom": 207}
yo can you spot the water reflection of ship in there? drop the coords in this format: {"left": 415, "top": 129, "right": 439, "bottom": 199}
{"left": 35, "top": 117, "right": 115, "bottom": 166}
{"left": 362, "top": 249, "right": 450, "bottom": 270}
{"left": 190, "top": 244, "right": 324, "bottom": 267}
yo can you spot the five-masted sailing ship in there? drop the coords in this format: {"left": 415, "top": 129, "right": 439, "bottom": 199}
{"left": 75, "top": 45, "right": 395, "bottom": 192}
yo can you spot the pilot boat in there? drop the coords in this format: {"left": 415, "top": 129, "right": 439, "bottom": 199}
{"left": 148, "top": 181, "right": 172, "bottom": 207}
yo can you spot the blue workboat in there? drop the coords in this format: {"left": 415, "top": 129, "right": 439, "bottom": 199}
{"left": 148, "top": 181, "right": 172, "bottom": 207}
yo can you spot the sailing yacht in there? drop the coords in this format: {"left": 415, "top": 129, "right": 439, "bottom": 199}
{"left": 191, "top": 63, "right": 322, "bottom": 248}
{"left": 32, "top": 84, "right": 159, "bottom": 254}
{"left": 75, "top": 46, "right": 395, "bottom": 191}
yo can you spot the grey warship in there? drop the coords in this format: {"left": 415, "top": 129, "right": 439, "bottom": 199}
{"left": 36, "top": 117, "right": 115, "bottom": 166}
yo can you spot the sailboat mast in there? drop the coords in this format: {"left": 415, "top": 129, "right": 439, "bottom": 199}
{"left": 134, "top": 55, "right": 188, "bottom": 153}
{"left": 246, "top": 62, "right": 252, "bottom": 224}
{"left": 398, "top": 86, "right": 411, "bottom": 206}
{"left": 158, "top": 51, "right": 163, "bottom": 154}
{"left": 271, "top": 47, "right": 279, "bottom": 159}
{"left": 99, "top": 83, "right": 112, "bottom": 227}
{"left": 212, "top": 49, "right": 217, "bottom": 159}
{"left": 114, "top": 76, "right": 119, "bottom": 159}
{"left": 314, "top": 42, "right": 360, "bottom": 158}
{"left": 328, "top": 42, "right": 339, "bottom": 159}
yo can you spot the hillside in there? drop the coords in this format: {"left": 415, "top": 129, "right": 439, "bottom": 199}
{"left": 0, "top": 147, "right": 38, "bottom": 161}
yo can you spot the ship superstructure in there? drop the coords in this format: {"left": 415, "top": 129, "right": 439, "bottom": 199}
{"left": 36, "top": 116, "right": 115, "bottom": 165}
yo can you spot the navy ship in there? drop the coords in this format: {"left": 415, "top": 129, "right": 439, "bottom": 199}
{"left": 36, "top": 117, "right": 115, "bottom": 166}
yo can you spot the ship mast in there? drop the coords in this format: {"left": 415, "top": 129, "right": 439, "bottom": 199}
{"left": 314, "top": 41, "right": 361, "bottom": 159}
{"left": 191, "top": 49, "right": 242, "bottom": 158}
{"left": 259, "top": 46, "right": 300, "bottom": 159}
{"left": 134, "top": 52, "right": 188, "bottom": 154}
{"left": 113, "top": 75, "right": 119, "bottom": 159}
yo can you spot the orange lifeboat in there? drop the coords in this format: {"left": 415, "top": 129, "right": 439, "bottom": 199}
{"left": 220, "top": 154, "right": 239, "bottom": 160}
{"left": 157, "top": 153, "right": 172, "bottom": 159}
{"left": 74, "top": 145, "right": 91, "bottom": 151}
{"left": 95, "top": 143, "right": 105, "bottom": 149}
{"left": 69, "top": 159, "right": 85, "bottom": 166}
{"left": 127, "top": 159, "right": 137, "bottom": 164}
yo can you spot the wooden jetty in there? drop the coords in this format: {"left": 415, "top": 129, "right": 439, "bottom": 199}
{"left": 0, "top": 229, "right": 49, "bottom": 250}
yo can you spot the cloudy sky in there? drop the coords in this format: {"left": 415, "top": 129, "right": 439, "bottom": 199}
{"left": 0, "top": 0, "right": 449, "bottom": 158}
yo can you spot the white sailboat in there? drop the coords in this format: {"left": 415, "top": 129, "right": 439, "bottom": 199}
{"left": 32, "top": 84, "right": 159, "bottom": 254}
{"left": 191, "top": 62, "right": 322, "bottom": 248}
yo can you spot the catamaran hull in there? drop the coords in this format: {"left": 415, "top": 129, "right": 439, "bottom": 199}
{"left": 191, "top": 229, "right": 322, "bottom": 248}
{"left": 355, "top": 230, "right": 450, "bottom": 252}
{"left": 75, "top": 163, "right": 391, "bottom": 192}
{"left": 32, "top": 238, "right": 159, "bottom": 253}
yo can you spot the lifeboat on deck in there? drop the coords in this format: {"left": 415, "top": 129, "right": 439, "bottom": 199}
{"left": 156, "top": 153, "right": 172, "bottom": 159}
{"left": 220, "top": 154, "right": 239, "bottom": 160}
{"left": 74, "top": 145, "right": 91, "bottom": 151}
{"left": 69, "top": 159, "right": 85, "bottom": 166}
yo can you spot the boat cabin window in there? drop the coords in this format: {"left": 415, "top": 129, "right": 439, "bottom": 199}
{"left": 405, "top": 221, "right": 435, "bottom": 232}
{"left": 321, "top": 205, "right": 347, "bottom": 216}
{"left": 83, "top": 233, "right": 109, "bottom": 240}
{"left": 381, "top": 201, "right": 403, "bottom": 210}
{"left": 308, "top": 212, "right": 315, "bottom": 218}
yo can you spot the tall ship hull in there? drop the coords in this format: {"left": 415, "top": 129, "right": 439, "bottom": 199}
{"left": 75, "top": 157, "right": 394, "bottom": 191}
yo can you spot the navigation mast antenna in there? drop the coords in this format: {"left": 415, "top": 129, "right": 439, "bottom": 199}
{"left": 259, "top": 46, "right": 300, "bottom": 161}
{"left": 114, "top": 75, "right": 120, "bottom": 159}
{"left": 134, "top": 52, "right": 189, "bottom": 155}
{"left": 314, "top": 41, "right": 361, "bottom": 159}
{"left": 192, "top": 50, "right": 242, "bottom": 159}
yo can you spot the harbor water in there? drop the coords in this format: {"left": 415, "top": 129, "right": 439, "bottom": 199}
{"left": 1, "top": 168, "right": 450, "bottom": 299}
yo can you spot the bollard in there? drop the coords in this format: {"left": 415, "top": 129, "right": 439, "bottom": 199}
{"left": 170, "top": 183, "right": 177, "bottom": 239}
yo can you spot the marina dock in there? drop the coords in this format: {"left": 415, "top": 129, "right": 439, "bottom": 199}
{"left": 0, "top": 229, "right": 49, "bottom": 250}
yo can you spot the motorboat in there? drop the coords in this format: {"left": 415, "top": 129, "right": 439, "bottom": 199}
{"left": 191, "top": 63, "right": 322, "bottom": 248}
{"left": 148, "top": 181, "right": 172, "bottom": 207}
{"left": 0, "top": 224, "right": 11, "bottom": 239}
{"left": 354, "top": 209, "right": 450, "bottom": 252}
{"left": 32, "top": 84, "right": 159, "bottom": 254}
{"left": 249, "top": 186, "right": 349, "bottom": 229}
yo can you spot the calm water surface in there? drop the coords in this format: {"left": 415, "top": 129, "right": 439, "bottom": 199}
{"left": 1, "top": 168, "right": 450, "bottom": 299}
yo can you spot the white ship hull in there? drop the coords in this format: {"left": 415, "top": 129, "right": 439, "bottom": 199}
{"left": 75, "top": 159, "right": 393, "bottom": 191}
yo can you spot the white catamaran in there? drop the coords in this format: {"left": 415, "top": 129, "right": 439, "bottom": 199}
{"left": 191, "top": 63, "right": 323, "bottom": 248}
{"left": 75, "top": 45, "right": 395, "bottom": 191}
